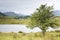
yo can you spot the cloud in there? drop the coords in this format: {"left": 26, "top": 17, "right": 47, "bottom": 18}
{"left": 0, "top": 0, "right": 60, "bottom": 15}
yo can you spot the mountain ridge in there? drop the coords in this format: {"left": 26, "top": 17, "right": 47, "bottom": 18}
{"left": 0, "top": 10, "right": 60, "bottom": 18}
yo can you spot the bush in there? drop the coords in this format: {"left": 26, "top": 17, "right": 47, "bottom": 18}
{"left": 18, "top": 31, "right": 23, "bottom": 33}
{"left": 55, "top": 30, "right": 60, "bottom": 32}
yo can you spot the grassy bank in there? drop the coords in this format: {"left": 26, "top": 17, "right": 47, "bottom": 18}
{"left": 0, "top": 18, "right": 30, "bottom": 24}
{"left": 0, "top": 17, "right": 60, "bottom": 25}
{"left": 0, "top": 32, "right": 60, "bottom": 40}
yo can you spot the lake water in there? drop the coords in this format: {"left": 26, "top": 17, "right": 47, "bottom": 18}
{"left": 0, "top": 24, "right": 41, "bottom": 33}
{"left": 0, "top": 24, "right": 59, "bottom": 33}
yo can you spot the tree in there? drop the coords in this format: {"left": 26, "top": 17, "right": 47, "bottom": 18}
{"left": 27, "top": 4, "right": 54, "bottom": 35}
{"left": 0, "top": 12, "right": 6, "bottom": 16}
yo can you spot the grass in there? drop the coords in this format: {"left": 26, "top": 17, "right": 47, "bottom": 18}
{"left": 0, "top": 18, "right": 30, "bottom": 24}
{"left": 0, "top": 17, "right": 60, "bottom": 26}
{"left": 0, "top": 16, "right": 60, "bottom": 25}
{"left": 0, "top": 32, "right": 60, "bottom": 40}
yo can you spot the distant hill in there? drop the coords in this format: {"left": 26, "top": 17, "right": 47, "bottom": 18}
{"left": 0, "top": 10, "right": 60, "bottom": 19}
{"left": 3, "top": 12, "right": 20, "bottom": 17}
{"left": 3, "top": 12, "right": 29, "bottom": 17}
{"left": 53, "top": 10, "right": 60, "bottom": 16}
{"left": 0, "top": 12, "right": 30, "bottom": 19}
{"left": 0, "top": 12, "right": 6, "bottom": 16}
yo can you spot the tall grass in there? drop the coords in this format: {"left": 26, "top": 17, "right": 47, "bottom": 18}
{"left": 0, "top": 32, "right": 60, "bottom": 40}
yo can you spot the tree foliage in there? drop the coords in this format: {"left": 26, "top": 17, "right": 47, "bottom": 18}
{"left": 27, "top": 4, "right": 55, "bottom": 35}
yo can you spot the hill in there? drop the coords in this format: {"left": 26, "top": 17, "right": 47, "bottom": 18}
{"left": 0, "top": 12, "right": 30, "bottom": 19}
{"left": 0, "top": 12, "right": 6, "bottom": 16}
{"left": 54, "top": 10, "right": 60, "bottom": 16}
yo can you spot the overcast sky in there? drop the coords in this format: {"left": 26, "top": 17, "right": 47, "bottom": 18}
{"left": 0, "top": 0, "right": 60, "bottom": 15}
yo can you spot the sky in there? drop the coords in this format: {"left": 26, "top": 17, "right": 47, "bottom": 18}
{"left": 0, "top": 0, "right": 60, "bottom": 15}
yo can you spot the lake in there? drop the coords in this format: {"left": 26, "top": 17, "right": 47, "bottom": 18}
{"left": 0, "top": 24, "right": 59, "bottom": 33}
{"left": 0, "top": 24, "right": 41, "bottom": 33}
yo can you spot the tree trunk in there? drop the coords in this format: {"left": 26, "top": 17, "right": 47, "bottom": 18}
{"left": 42, "top": 30, "right": 46, "bottom": 36}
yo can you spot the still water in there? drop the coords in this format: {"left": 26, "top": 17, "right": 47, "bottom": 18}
{"left": 0, "top": 24, "right": 41, "bottom": 33}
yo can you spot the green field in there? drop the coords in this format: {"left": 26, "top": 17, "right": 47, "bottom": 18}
{"left": 0, "top": 17, "right": 60, "bottom": 24}
{"left": 0, "top": 17, "right": 60, "bottom": 26}
{"left": 0, "top": 32, "right": 60, "bottom": 40}
{"left": 0, "top": 18, "right": 30, "bottom": 24}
